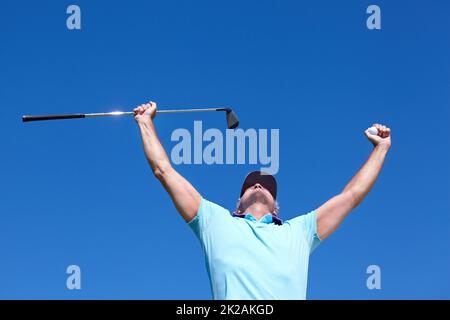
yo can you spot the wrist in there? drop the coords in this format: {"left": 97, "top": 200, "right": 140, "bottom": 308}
{"left": 374, "top": 143, "right": 390, "bottom": 152}
{"left": 137, "top": 119, "right": 154, "bottom": 129}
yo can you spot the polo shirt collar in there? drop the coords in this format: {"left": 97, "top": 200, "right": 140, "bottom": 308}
{"left": 232, "top": 212, "right": 283, "bottom": 225}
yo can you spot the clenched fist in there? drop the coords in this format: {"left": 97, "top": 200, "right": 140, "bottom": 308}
{"left": 365, "top": 123, "right": 391, "bottom": 149}
{"left": 134, "top": 101, "right": 157, "bottom": 125}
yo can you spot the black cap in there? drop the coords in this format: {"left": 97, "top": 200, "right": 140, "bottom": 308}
{"left": 240, "top": 171, "right": 277, "bottom": 200}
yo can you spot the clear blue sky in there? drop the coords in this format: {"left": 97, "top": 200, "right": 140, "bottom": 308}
{"left": 0, "top": 0, "right": 449, "bottom": 299}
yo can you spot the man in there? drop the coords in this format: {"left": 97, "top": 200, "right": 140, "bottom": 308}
{"left": 134, "top": 101, "right": 391, "bottom": 300}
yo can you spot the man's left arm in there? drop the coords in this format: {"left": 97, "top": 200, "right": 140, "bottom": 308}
{"left": 316, "top": 124, "right": 391, "bottom": 240}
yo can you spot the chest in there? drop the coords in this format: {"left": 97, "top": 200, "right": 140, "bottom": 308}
{"left": 207, "top": 220, "right": 304, "bottom": 271}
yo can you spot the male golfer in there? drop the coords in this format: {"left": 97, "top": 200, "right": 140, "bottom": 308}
{"left": 134, "top": 101, "right": 391, "bottom": 300}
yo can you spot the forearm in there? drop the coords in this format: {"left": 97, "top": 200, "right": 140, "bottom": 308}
{"left": 343, "top": 144, "right": 389, "bottom": 206}
{"left": 134, "top": 101, "right": 201, "bottom": 222}
{"left": 316, "top": 124, "right": 391, "bottom": 240}
{"left": 138, "top": 121, "right": 172, "bottom": 178}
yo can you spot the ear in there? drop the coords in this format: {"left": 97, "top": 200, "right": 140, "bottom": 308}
{"left": 272, "top": 201, "right": 279, "bottom": 215}
{"left": 235, "top": 198, "right": 242, "bottom": 214}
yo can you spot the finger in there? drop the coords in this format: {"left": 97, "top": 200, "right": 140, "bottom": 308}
{"left": 382, "top": 125, "right": 387, "bottom": 138}
{"left": 386, "top": 127, "right": 391, "bottom": 137}
{"left": 379, "top": 125, "right": 386, "bottom": 137}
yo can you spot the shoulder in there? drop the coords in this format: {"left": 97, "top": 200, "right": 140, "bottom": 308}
{"left": 284, "top": 210, "right": 317, "bottom": 223}
{"left": 283, "top": 210, "right": 317, "bottom": 231}
{"left": 188, "top": 197, "right": 232, "bottom": 225}
{"left": 285, "top": 210, "right": 322, "bottom": 252}
{"left": 187, "top": 197, "right": 234, "bottom": 239}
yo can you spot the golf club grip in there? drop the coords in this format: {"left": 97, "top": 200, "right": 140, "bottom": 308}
{"left": 22, "top": 114, "right": 85, "bottom": 122}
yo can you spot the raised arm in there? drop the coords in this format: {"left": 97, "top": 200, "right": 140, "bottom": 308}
{"left": 134, "top": 101, "right": 201, "bottom": 222}
{"left": 316, "top": 124, "right": 391, "bottom": 240}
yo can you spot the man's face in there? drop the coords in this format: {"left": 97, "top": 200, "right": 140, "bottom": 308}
{"left": 238, "top": 183, "right": 276, "bottom": 214}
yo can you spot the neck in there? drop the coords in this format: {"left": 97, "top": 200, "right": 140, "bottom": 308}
{"left": 241, "top": 203, "right": 272, "bottom": 220}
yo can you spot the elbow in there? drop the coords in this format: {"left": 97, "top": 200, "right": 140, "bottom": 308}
{"left": 152, "top": 162, "right": 172, "bottom": 181}
{"left": 345, "top": 188, "right": 364, "bottom": 208}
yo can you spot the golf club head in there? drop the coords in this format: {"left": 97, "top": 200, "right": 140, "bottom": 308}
{"left": 225, "top": 108, "right": 239, "bottom": 129}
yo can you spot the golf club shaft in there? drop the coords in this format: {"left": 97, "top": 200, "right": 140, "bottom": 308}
{"left": 22, "top": 108, "right": 229, "bottom": 122}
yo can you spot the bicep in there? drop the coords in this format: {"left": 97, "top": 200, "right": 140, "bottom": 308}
{"left": 316, "top": 191, "right": 357, "bottom": 240}
{"left": 158, "top": 166, "right": 201, "bottom": 222}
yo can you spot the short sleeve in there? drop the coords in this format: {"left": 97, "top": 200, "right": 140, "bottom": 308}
{"left": 187, "top": 197, "right": 231, "bottom": 242}
{"left": 288, "top": 210, "right": 322, "bottom": 254}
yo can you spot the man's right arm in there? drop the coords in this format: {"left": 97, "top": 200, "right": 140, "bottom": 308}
{"left": 135, "top": 101, "right": 201, "bottom": 222}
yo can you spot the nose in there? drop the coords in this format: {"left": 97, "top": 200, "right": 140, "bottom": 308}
{"left": 253, "top": 183, "right": 263, "bottom": 189}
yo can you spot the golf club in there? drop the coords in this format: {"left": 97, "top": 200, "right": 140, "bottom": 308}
{"left": 22, "top": 107, "right": 239, "bottom": 129}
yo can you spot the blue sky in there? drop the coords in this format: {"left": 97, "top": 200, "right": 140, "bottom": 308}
{"left": 0, "top": 0, "right": 449, "bottom": 299}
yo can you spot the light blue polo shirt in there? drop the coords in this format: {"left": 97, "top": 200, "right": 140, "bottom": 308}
{"left": 188, "top": 198, "right": 321, "bottom": 300}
